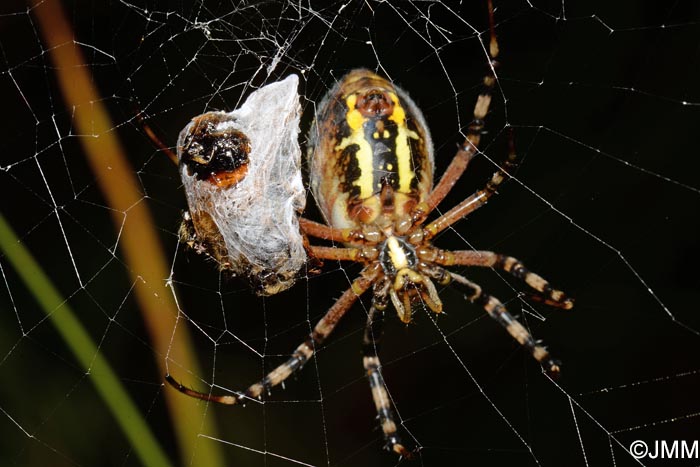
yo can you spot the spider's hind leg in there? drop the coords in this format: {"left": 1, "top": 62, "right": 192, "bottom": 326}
{"left": 133, "top": 104, "right": 179, "bottom": 165}
{"left": 419, "top": 0, "right": 507, "bottom": 222}
{"left": 423, "top": 127, "right": 520, "bottom": 239}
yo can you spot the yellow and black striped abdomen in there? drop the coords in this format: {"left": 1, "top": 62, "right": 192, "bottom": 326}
{"left": 308, "top": 69, "right": 434, "bottom": 230}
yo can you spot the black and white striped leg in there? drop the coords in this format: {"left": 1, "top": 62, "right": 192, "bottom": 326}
{"left": 422, "top": 0, "right": 504, "bottom": 217}
{"left": 166, "top": 269, "right": 377, "bottom": 404}
{"left": 363, "top": 282, "right": 412, "bottom": 458}
{"left": 494, "top": 253, "right": 573, "bottom": 309}
{"left": 423, "top": 127, "right": 521, "bottom": 239}
{"left": 424, "top": 266, "right": 561, "bottom": 376}
{"left": 425, "top": 249, "right": 574, "bottom": 310}
{"left": 166, "top": 338, "right": 314, "bottom": 404}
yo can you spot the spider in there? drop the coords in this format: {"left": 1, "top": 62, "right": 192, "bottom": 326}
{"left": 156, "top": 0, "right": 573, "bottom": 458}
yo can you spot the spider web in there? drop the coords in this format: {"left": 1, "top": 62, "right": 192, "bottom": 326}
{"left": 1, "top": 1, "right": 699, "bottom": 466}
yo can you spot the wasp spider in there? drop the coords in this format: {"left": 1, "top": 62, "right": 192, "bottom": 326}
{"left": 162, "top": 0, "right": 573, "bottom": 457}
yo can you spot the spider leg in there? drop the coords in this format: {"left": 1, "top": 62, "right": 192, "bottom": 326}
{"left": 419, "top": 248, "right": 573, "bottom": 309}
{"left": 421, "top": 0, "right": 500, "bottom": 217}
{"left": 299, "top": 217, "right": 382, "bottom": 246}
{"left": 424, "top": 266, "right": 561, "bottom": 376}
{"left": 363, "top": 280, "right": 413, "bottom": 458}
{"left": 307, "top": 245, "right": 379, "bottom": 263}
{"left": 134, "top": 107, "right": 179, "bottom": 165}
{"left": 423, "top": 129, "right": 519, "bottom": 239}
{"left": 166, "top": 267, "right": 379, "bottom": 404}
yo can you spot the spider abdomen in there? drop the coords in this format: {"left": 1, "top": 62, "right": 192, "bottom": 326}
{"left": 308, "top": 69, "right": 434, "bottom": 230}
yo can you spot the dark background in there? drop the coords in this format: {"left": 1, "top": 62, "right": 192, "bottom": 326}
{"left": 1, "top": 1, "right": 699, "bottom": 466}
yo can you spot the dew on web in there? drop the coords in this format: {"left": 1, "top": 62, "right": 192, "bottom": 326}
{"left": 0, "top": 1, "right": 699, "bottom": 467}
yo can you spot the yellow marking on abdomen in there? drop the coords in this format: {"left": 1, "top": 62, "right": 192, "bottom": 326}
{"left": 335, "top": 94, "right": 374, "bottom": 198}
{"left": 387, "top": 92, "right": 419, "bottom": 193}
{"left": 345, "top": 94, "right": 364, "bottom": 130}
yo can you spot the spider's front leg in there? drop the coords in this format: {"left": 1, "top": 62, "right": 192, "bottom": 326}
{"left": 424, "top": 267, "right": 561, "bottom": 376}
{"left": 420, "top": 248, "right": 574, "bottom": 310}
{"left": 363, "top": 280, "right": 413, "bottom": 458}
{"left": 166, "top": 267, "right": 378, "bottom": 404}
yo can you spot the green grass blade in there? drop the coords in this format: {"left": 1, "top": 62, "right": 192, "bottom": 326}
{"left": 0, "top": 214, "right": 174, "bottom": 467}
